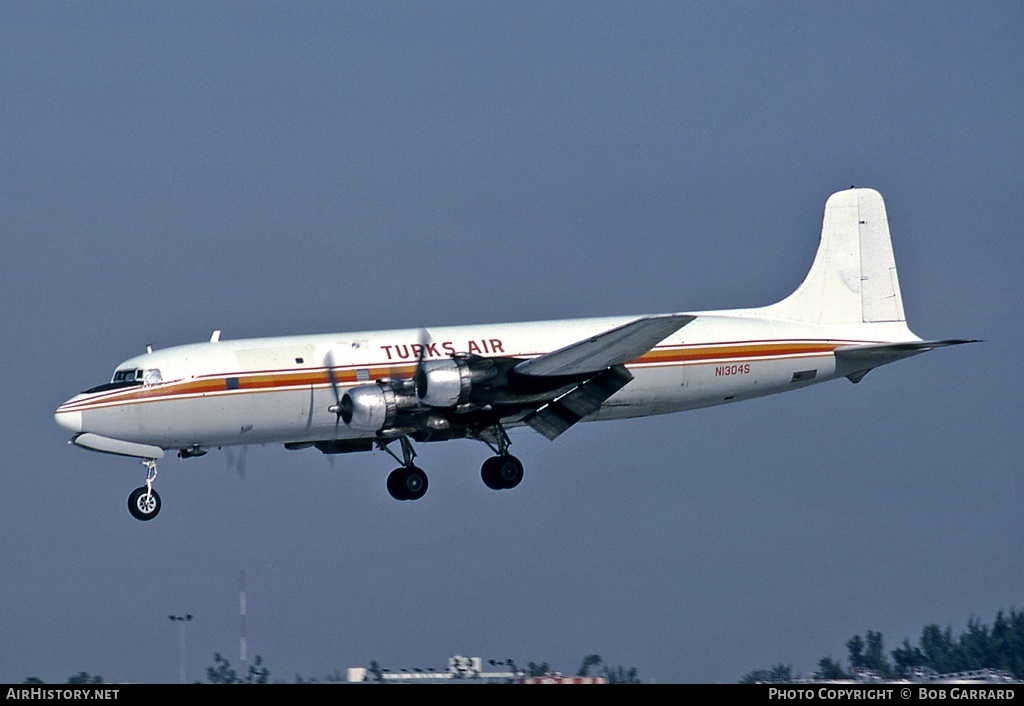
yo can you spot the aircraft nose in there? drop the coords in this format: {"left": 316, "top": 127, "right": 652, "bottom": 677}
{"left": 55, "top": 406, "right": 83, "bottom": 434}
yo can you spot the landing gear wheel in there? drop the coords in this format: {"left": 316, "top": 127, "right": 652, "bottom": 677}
{"left": 387, "top": 466, "right": 429, "bottom": 501}
{"left": 481, "top": 455, "right": 524, "bottom": 490}
{"left": 481, "top": 456, "right": 503, "bottom": 490}
{"left": 128, "top": 486, "right": 161, "bottom": 521}
{"left": 497, "top": 454, "right": 524, "bottom": 489}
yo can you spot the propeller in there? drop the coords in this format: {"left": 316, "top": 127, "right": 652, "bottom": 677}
{"left": 323, "top": 329, "right": 432, "bottom": 428}
{"left": 325, "top": 348, "right": 343, "bottom": 423}
{"left": 412, "top": 328, "right": 431, "bottom": 393}
{"left": 225, "top": 446, "right": 247, "bottom": 479}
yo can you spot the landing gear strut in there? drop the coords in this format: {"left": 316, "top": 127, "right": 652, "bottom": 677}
{"left": 375, "top": 424, "right": 526, "bottom": 500}
{"left": 379, "top": 437, "right": 428, "bottom": 501}
{"left": 128, "top": 458, "right": 161, "bottom": 521}
{"left": 478, "top": 423, "right": 524, "bottom": 491}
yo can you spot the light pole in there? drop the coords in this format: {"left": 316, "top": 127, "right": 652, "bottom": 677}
{"left": 168, "top": 614, "right": 193, "bottom": 684}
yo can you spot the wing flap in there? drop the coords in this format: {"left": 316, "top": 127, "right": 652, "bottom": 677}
{"left": 513, "top": 314, "right": 694, "bottom": 378}
{"left": 524, "top": 365, "right": 634, "bottom": 440}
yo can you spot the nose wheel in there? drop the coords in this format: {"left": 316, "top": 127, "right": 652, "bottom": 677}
{"left": 128, "top": 459, "right": 162, "bottom": 521}
{"left": 128, "top": 486, "right": 161, "bottom": 520}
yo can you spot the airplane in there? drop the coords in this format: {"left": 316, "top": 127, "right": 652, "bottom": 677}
{"left": 55, "top": 188, "right": 975, "bottom": 520}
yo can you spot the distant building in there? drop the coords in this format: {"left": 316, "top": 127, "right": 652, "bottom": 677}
{"left": 347, "top": 655, "right": 606, "bottom": 684}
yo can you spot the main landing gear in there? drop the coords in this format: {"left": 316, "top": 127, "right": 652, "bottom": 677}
{"left": 381, "top": 437, "right": 429, "bottom": 502}
{"left": 480, "top": 454, "right": 524, "bottom": 490}
{"left": 128, "top": 458, "right": 161, "bottom": 521}
{"left": 378, "top": 425, "right": 525, "bottom": 501}
{"left": 478, "top": 423, "right": 523, "bottom": 490}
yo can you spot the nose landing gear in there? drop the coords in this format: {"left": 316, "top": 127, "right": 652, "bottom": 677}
{"left": 128, "top": 458, "right": 161, "bottom": 521}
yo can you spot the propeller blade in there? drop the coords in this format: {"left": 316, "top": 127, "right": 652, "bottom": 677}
{"left": 412, "top": 328, "right": 431, "bottom": 400}
{"left": 416, "top": 328, "right": 430, "bottom": 365}
{"left": 224, "top": 447, "right": 247, "bottom": 480}
{"left": 235, "top": 446, "right": 247, "bottom": 480}
{"left": 325, "top": 349, "right": 343, "bottom": 421}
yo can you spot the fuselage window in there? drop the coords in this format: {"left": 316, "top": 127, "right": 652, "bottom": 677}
{"left": 144, "top": 369, "right": 162, "bottom": 385}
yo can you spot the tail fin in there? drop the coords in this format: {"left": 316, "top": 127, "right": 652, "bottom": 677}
{"left": 765, "top": 188, "right": 906, "bottom": 326}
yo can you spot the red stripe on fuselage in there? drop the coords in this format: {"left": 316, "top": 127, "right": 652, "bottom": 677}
{"left": 58, "top": 339, "right": 858, "bottom": 413}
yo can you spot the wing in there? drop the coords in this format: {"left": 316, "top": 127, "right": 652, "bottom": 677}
{"left": 337, "top": 314, "right": 695, "bottom": 443}
{"left": 513, "top": 314, "right": 695, "bottom": 377}
{"left": 512, "top": 314, "right": 694, "bottom": 439}
{"left": 521, "top": 364, "right": 636, "bottom": 440}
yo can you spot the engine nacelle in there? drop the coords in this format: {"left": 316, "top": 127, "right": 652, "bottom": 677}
{"left": 415, "top": 359, "right": 474, "bottom": 408}
{"left": 340, "top": 383, "right": 416, "bottom": 432}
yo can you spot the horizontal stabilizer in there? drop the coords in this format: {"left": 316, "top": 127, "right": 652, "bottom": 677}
{"left": 835, "top": 339, "right": 980, "bottom": 383}
{"left": 525, "top": 366, "right": 634, "bottom": 440}
{"left": 514, "top": 314, "right": 694, "bottom": 377}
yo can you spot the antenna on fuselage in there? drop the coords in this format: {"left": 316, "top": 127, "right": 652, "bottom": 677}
{"left": 146, "top": 344, "right": 153, "bottom": 354}
{"left": 211, "top": 330, "right": 222, "bottom": 343}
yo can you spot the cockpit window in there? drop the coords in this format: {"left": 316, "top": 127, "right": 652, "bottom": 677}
{"left": 83, "top": 368, "right": 144, "bottom": 394}
{"left": 113, "top": 369, "right": 142, "bottom": 383}
{"left": 83, "top": 367, "right": 164, "bottom": 394}
{"left": 110, "top": 368, "right": 163, "bottom": 384}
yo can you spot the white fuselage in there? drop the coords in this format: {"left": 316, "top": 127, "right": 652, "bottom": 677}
{"left": 55, "top": 188, "right": 967, "bottom": 518}
{"left": 54, "top": 309, "right": 907, "bottom": 453}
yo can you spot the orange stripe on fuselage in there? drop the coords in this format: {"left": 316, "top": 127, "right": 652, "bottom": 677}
{"left": 638, "top": 340, "right": 838, "bottom": 365}
{"left": 59, "top": 340, "right": 847, "bottom": 413}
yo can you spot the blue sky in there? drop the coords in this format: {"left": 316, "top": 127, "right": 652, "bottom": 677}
{"left": 2, "top": 2, "right": 1021, "bottom": 683}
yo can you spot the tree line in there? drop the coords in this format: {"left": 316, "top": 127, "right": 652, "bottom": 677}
{"left": 741, "top": 609, "right": 1024, "bottom": 683}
